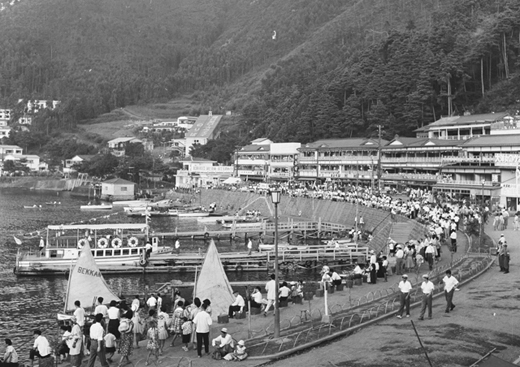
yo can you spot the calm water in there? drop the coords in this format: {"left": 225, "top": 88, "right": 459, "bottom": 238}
{"left": 0, "top": 188, "right": 319, "bottom": 352}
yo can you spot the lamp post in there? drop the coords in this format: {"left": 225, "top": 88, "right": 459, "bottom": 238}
{"left": 270, "top": 189, "right": 281, "bottom": 338}
{"left": 480, "top": 180, "right": 485, "bottom": 251}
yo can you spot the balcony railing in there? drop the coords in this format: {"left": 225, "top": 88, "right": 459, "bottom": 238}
{"left": 436, "top": 179, "right": 496, "bottom": 187}
{"left": 441, "top": 157, "right": 495, "bottom": 164}
{"left": 237, "top": 170, "right": 265, "bottom": 176}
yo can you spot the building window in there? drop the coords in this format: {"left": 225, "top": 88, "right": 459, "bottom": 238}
{"left": 121, "top": 187, "right": 128, "bottom": 192}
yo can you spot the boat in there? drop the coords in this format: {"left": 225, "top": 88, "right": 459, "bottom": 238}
{"left": 177, "top": 210, "right": 210, "bottom": 218}
{"left": 23, "top": 205, "right": 42, "bottom": 209}
{"left": 14, "top": 223, "right": 171, "bottom": 276}
{"left": 258, "top": 242, "right": 309, "bottom": 252}
{"left": 127, "top": 209, "right": 178, "bottom": 217}
{"left": 80, "top": 204, "right": 113, "bottom": 210}
{"left": 112, "top": 199, "right": 151, "bottom": 206}
{"left": 45, "top": 201, "right": 61, "bottom": 205}
{"left": 221, "top": 221, "right": 266, "bottom": 229}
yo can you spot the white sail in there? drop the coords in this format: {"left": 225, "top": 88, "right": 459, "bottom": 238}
{"left": 64, "top": 241, "right": 120, "bottom": 312}
{"left": 195, "top": 239, "right": 235, "bottom": 320}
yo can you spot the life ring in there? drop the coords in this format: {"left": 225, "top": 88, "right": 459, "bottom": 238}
{"left": 111, "top": 238, "right": 122, "bottom": 248}
{"left": 77, "top": 238, "right": 88, "bottom": 249}
{"left": 128, "top": 237, "right": 139, "bottom": 247}
{"left": 97, "top": 238, "right": 109, "bottom": 249}
{"left": 204, "top": 232, "right": 209, "bottom": 239}
{"left": 139, "top": 258, "right": 148, "bottom": 267}
{"left": 235, "top": 264, "right": 244, "bottom": 272}
{"left": 287, "top": 262, "right": 294, "bottom": 270}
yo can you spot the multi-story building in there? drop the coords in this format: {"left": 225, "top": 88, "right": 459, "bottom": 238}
{"left": 0, "top": 126, "right": 11, "bottom": 139}
{"left": 107, "top": 137, "right": 153, "bottom": 157}
{"left": 0, "top": 109, "right": 11, "bottom": 124}
{"left": 175, "top": 156, "right": 233, "bottom": 188}
{"left": 268, "top": 142, "right": 301, "bottom": 181}
{"left": 297, "top": 138, "right": 385, "bottom": 182}
{"left": 235, "top": 138, "right": 272, "bottom": 181}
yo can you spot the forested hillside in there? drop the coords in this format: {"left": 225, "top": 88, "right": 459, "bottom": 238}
{"left": 0, "top": 0, "right": 519, "bottom": 144}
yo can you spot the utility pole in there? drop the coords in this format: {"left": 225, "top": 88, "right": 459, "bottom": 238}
{"left": 377, "top": 125, "right": 383, "bottom": 194}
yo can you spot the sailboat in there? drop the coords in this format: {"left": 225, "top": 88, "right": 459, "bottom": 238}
{"left": 194, "top": 239, "right": 235, "bottom": 320}
{"left": 58, "top": 241, "right": 120, "bottom": 320}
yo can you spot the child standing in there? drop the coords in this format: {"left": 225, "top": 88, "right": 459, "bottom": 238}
{"left": 145, "top": 320, "right": 160, "bottom": 366}
{"left": 104, "top": 332, "right": 116, "bottom": 363}
{"left": 180, "top": 317, "right": 192, "bottom": 352}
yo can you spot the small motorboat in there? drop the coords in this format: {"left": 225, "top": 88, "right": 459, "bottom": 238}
{"left": 23, "top": 205, "right": 42, "bottom": 209}
{"left": 80, "top": 204, "right": 113, "bottom": 210}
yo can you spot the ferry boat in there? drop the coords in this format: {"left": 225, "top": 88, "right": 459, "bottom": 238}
{"left": 14, "top": 223, "right": 169, "bottom": 276}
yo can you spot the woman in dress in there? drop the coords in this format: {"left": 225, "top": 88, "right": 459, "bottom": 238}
{"left": 131, "top": 308, "right": 144, "bottom": 349}
{"left": 145, "top": 320, "right": 160, "bottom": 366}
{"left": 169, "top": 301, "right": 184, "bottom": 347}
{"left": 157, "top": 307, "right": 169, "bottom": 355}
{"left": 117, "top": 310, "right": 134, "bottom": 367}
{"left": 68, "top": 317, "right": 82, "bottom": 367}
{"left": 107, "top": 300, "right": 121, "bottom": 340}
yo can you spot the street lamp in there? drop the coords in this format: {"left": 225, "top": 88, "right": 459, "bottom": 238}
{"left": 270, "top": 189, "right": 281, "bottom": 338}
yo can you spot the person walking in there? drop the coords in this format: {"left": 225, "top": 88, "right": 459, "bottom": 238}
{"left": 68, "top": 317, "right": 83, "bottom": 367}
{"left": 87, "top": 314, "right": 109, "bottom": 367}
{"left": 193, "top": 304, "right": 212, "bottom": 358}
{"left": 442, "top": 270, "right": 459, "bottom": 313}
{"left": 264, "top": 274, "right": 276, "bottom": 317}
{"left": 396, "top": 274, "right": 412, "bottom": 319}
{"left": 418, "top": 274, "right": 435, "bottom": 320}
{"left": 117, "top": 310, "right": 134, "bottom": 367}
{"left": 395, "top": 245, "right": 404, "bottom": 275}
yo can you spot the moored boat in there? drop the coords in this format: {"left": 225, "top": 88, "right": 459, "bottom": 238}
{"left": 80, "top": 204, "right": 113, "bottom": 210}
{"left": 14, "top": 223, "right": 170, "bottom": 276}
{"left": 177, "top": 210, "right": 209, "bottom": 217}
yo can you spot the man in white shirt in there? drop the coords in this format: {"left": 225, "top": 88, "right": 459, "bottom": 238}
{"left": 251, "top": 287, "right": 268, "bottom": 310}
{"left": 442, "top": 269, "right": 459, "bottom": 313}
{"left": 174, "top": 239, "right": 181, "bottom": 255}
{"left": 353, "top": 261, "right": 364, "bottom": 279}
{"left": 87, "top": 314, "right": 109, "bottom": 367}
{"left": 450, "top": 230, "right": 457, "bottom": 252}
{"left": 193, "top": 304, "right": 213, "bottom": 358}
{"left": 395, "top": 245, "right": 404, "bottom": 275}
{"left": 425, "top": 242, "right": 436, "bottom": 270}
{"left": 146, "top": 294, "right": 157, "bottom": 310}
{"left": 73, "top": 300, "right": 85, "bottom": 329}
{"left": 212, "top": 328, "right": 234, "bottom": 357}
{"left": 30, "top": 329, "right": 51, "bottom": 367}
{"left": 228, "top": 290, "right": 245, "bottom": 318}
{"left": 396, "top": 274, "right": 412, "bottom": 319}
{"left": 157, "top": 293, "right": 163, "bottom": 311}
{"left": 418, "top": 274, "right": 435, "bottom": 320}
{"left": 94, "top": 297, "right": 108, "bottom": 319}
{"left": 264, "top": 274, "right": 276, "bottom": 316}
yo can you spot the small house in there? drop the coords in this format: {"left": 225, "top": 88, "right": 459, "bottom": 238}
{"left": 101, "top": 178, "right": 135, "bottom": 201}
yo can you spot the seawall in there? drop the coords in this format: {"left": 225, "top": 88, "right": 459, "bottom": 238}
{"left": 168, "top": 189, "right": 428, "bottom": 250}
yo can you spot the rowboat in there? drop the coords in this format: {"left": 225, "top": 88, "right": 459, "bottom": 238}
{"left": 127, "top": 209, "right": 178, "bottom": 217}
{"left": 80, "top": 204, "right": 113, "bottom": 210}
{"left": 112, "top": 200, "right": 151, "bottom": 206}
{"left": 23, "top": 205, "right": 42, "bottom": 209}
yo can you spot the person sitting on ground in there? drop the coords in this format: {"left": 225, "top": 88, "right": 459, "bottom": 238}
{"left": 224, "top": 340, "right": 248, "bottom": 361}
{"left": 250, "top": 287, "right": 268, "bottom": 310}
{"left": 211, "top": 328, "right": 234, "bottom": 359}
{"left": 228, "top": 291, "right": 245, "bottom": 318}
{"left": 290, "top": 281, "right": 304, "bottom": 303}
{"left": 279, "top": 282, "right": 291, "bottom": 303}
{"left": 2, "top": 338, "right": 18, "bottom": 367}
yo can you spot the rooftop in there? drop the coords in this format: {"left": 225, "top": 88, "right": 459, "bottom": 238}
{"left": 416, "top": 112, "right": 509, "bottom": 132}
{"left": 301, "top": 138, "right": 387, "bottom": 150}
{"left": 185, "top": 114, "right": 222, "bottom": 138}
{"left": 462, "top": 134, "right": 520, "bottom": 147}
{"left": 102, "top": 178, "right": 135, "bottom": 185}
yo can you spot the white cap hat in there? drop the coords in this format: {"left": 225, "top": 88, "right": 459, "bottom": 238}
{"left": 402, "top": 274, "right": 408, "bottom": 278}
{"left": 221, "top": 328, "right": 228, "bottom": 333}
{"left": 238, "top": 340, "right": 245, "bottom": 346}
{"left": 422, "top": 274, "right": 429, "bottom": 279}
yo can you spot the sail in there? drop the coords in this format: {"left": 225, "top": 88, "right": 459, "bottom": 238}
{"left": 64, "top": 241, "right": 120, "bottom": 312}
{"left": 195, "top": 239, "right": 235, "bottom": 320}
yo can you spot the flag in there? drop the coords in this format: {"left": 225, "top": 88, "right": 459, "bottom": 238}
{"left": 13, "top": 236, "right": 22, "bottom": 245}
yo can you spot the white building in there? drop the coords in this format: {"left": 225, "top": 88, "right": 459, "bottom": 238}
{"left": 101, "top": 178, "right": 135, "bottom": 200}
{"left": 175, "top": 156, "right": 234, "bottom": 188}
{"left": 184, "top": 113, "right": 223, "bottom": 156}
{"left": 0, "top": 109, "right": 11, "bottom": 124}
{"left": 18, "top": 117, "right": 32, "bottom": 125}
{"left": 64, "top": 155, "right": 95, "bottom": 173}
{"left": 18, "top": 99, "right": 61, "bottom": 113}
{"left": 0, "top": 145, "right": 23, "bottom": 157}
{"left": 269, "top": 142, "right": 301, "bottom": 181}
{"left": 107, "top": 137, "right": 153, "bottom": 157}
